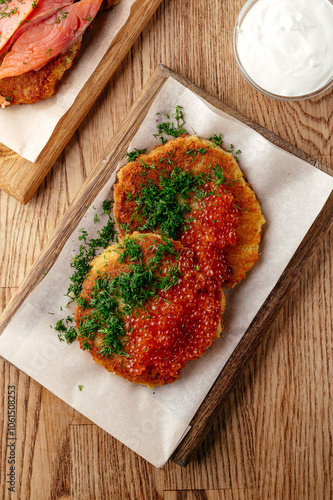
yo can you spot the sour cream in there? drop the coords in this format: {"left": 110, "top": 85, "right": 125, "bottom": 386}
{"left": 234, "top": 0, "right": 333, "bottom": 98}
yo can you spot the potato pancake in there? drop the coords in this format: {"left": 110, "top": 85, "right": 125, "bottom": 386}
{"left": 74, "top": 232, "right": 225, "bottom": 387}
{"left": 114, "top": 135, "right": 265, "bottom": 288}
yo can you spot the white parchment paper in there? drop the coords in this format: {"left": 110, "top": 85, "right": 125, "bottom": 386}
{"left": 0, "top": 0, "right": 136, "bottom": 162}
{"left": 0, "top": 77, "right": 332, "bottom": 467}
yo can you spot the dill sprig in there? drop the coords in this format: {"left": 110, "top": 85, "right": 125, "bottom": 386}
{"left": 125, "top": 148, "right": 147, "bottom": 162}
{"left": 55, "top": 199, "right": 116, "bottom": 345}
{"left": 209, "top": 133, "right": 223, "bottom": 146}
{"left": 128, "top": 167, "right": 209, "bottom": 239}
{"left": 77, "top": 235, "right": 181, "bottom": 358}
{"left": 211, "top": 164, "right": 225, "bottom": 185}
{"left": 54, "top": 317, "right": 76, "bottom": 344}
{"left": 66, "top": 200, "right": 115, "bottom": 302}
{"left": 154, "top": 106, "right": 187, "bottom": 144}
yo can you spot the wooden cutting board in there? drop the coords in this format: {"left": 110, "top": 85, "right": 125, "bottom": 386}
{"left": 0, "top": 0, "right": 162, "bottom": 204}
{"left": 0, "top": 65, "right": 332, "bottom": 467}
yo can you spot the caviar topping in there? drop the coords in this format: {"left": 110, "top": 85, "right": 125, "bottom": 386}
{"left": 75, "top": 235, "right": 182, "bottom": 358}
{"left": 181, "top": 182, "right": 238, "bottom": 283}
{"left": 118, "top": 160, "right": 239, "bottom": 286}
{"left": 74, "top": 234, "right": 224, "bottom": 386}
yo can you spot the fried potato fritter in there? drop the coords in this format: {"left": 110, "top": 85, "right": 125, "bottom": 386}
{"left": 114, "top": 135, "right": 265, "bottom": 288}
{"left": 74, "top": 232, "right": 225, "bottom": 387}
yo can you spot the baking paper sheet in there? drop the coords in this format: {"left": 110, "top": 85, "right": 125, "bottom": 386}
{"left": 1, "top": 77, "right": 333, "bottom": 467}
{"left": 0, "top": 0, "right": 136, "bottom": 162}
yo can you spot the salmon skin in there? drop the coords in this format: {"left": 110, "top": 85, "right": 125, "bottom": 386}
{"left": 0, "top": 0, "right": 104, "bottom": 79}
{"left": 0, "top": 0, "right": 76, "bottom": 56}
{"left": 0, "top": 0, "right": 40, "bottom": 52}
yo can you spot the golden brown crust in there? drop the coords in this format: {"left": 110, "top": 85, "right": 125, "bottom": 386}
{"left": 114, "top": 135, "right": 265, "bottom": 288}
{"left": 0, "top": 39, "right": 82, "bottom": 105}
{"left": 75, "top": 232, "right": 225, "bottom": 387}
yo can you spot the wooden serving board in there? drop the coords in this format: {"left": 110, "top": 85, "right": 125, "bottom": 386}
{"left": 0, "top": 0, "right": 163, "bottom": 204}
{"left": 0, "top": 65, "right": 332, "bottom": 467}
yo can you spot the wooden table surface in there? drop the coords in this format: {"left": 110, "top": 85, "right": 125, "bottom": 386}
{"left": 1, "top": 0, "right": 332, "bottom": 498}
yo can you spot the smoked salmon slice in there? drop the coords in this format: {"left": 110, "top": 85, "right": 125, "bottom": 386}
{"left": 0, "top": 0, "right": 40, "bottom": 52}
{"left": 0, "top": 0, "right": 75, "bottom": 56}
{"left": 0, "top": 0, "right": 104, "bottom": 79}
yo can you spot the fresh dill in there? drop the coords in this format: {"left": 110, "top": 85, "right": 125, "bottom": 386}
{"left": 55, "top": 199, "right": 116, "bottom": 344}
{"left": 54, "top": 318, "right": 77, "bottom": 344}
{"left": 209, "top": 133, "right": 223, "bottom": 146}
{"left": 77, "top": 235, "right": 181, "bottom": 358}
{"left": 125, "top": 148, "right": 147, "bottom": 162}
{"left": 211, "top": 164, "right": 225, "bottom": 185}
{"left": 55, "top": 8, "right": 68, "bottom": 24}
{"left": 154, "top": 106, "right": 187, "bottom": 143}
{"left": 126, "top": 167, "right": 209, "bottom": 239}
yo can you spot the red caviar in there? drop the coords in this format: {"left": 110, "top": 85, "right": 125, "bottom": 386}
{"left": 86, "top": 246, "right": 224, "bottom": 386}
{"left": 76, "top": 183, "right": 238, "bottom": 386}
{"left": 181, "top": 182, "right": 238, "bottom": 284}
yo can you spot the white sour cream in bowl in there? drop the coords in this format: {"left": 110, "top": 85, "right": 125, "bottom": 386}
{"left": 233, "top": 0, "right": 333, "bottom": 100}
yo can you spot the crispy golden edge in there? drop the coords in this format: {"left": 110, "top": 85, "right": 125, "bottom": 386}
{"left": 114, "top": 135, "right": 265, "bottom": 288}
{"left": 75, "top": 232, "right": 225, "bottom": 388}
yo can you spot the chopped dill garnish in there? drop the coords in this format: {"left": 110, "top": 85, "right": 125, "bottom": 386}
{"left": 209, "top": 133, "right": 223, "bottom": 146}
{"left": 127, "top": 167, "right": 209, "bottom": 239}
{"left": 186, "top": 149, "right": 197, "bottom": 157}
{"left": 102, "top": 199, "right": 112, "bottom": 214}
{"left": 66, "top": 199, "right": 115, "bottom": 303}
{"left": 211, "top": 164, "right": 225, "bottom": 185}
{"left": 55, "top": 318, "right": 77, "bottom": 344}
{"left": 233, "top": 203, "right": 249, "bottom": 211}
{"left": 77, "top": 235, "right": 181, "bottom": 358}
{"left": 118, "top": 237, "right": 142, "bottom": 263}
{"left": 125, "top": 148, "right": 147, "bottom": 161}
{"left": 82, "top": 340, "right": 92, "bottom": 351}
{"left": 55, "top": 8, "right": 68, "bottom": 24}
{"left": 140, "top": 159, "right": 157, "bottom": 172}
{"left": 154, "top": 106, "right": 187, "bottom": 143}
{"left": 55, "top": 199, "right": 116, "bottom": 345}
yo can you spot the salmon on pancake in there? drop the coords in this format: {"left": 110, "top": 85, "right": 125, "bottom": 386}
{"left": 0, "top": 0, "right": 104, "bottom": 79}
{"left": 0, "top": 0, "right": 121, "bottom": 105}
{"left": 114, "top": 135, "right": 265, "bottom": 288}
{"left": 0, "top": 0, "right": 40, "bottom": 53}
{"left": 74, "top": 232, "right": 225, "bottom": 387}
{"left": 0, "top": 0, "right": 76, "bottom": 57}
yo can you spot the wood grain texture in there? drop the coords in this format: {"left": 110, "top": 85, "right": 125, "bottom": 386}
{"left": 0, "top": 0, "right": 162, "bottom": 203}
{"left": 0, "top": 0, "right": 332, "bottom": 498}
{"left": 163, "top": 491, "right": 257, "bottom": 500}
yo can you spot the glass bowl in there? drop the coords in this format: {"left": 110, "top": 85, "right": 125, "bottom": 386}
{"left": 233, "top": 0, "right": 333, "bottom": 101}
